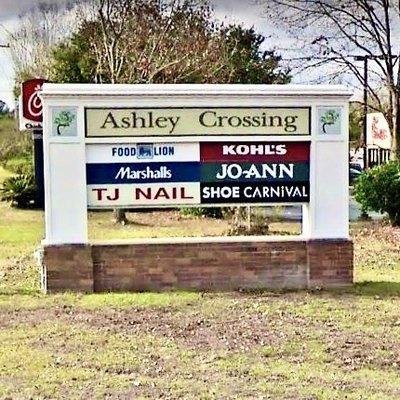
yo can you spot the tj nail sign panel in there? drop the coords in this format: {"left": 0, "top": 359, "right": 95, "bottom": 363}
{"left": 88, "top": 182, "right": 201, "bottom": 207}
{"left": 86, "top": 141, "right": 310, "bottom": 207}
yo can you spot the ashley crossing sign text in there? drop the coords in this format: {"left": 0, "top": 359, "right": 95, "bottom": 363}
{"left": 86, "top": 141, "right": 310, "bottom": 207}
{"left": 85, "top": 107, "right": 311, "bottom": 137}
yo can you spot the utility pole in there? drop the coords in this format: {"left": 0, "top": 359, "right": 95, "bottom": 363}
{"left": 353, "top": 55, "right": 371, "bottom": 170}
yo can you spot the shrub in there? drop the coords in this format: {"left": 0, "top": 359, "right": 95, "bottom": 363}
{"left": 0, "top": 173, "right": 36, "bottom": 208}
{"left": 354, "top": 162, "right": 400, "bottom": 226}
{"left": 0, "top": 118, "right": 32, "bottom": 164}
{"left": 226, "top": 207, "right": 270, "bottom": 236}
{"left": 180, "top": 207, "right": 225, "bottom": 219}
{"left": 2, "top": 156, "right": 34, "bottom": 175}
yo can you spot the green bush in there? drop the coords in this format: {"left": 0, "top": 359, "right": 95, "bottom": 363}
{"left": 0, "top": 118, "right": 32, "bottom": 165}
{"left": 0, "top": 173, "right": 36, "bottom": 208}
{"left": 2, "top": 155, "right": 34, "bottom": 175}
{"left": 354, "top": 162, "right": 400, "bottom": 226}
{"left": 180, "top": 207, "right": 225, "bottom": 219}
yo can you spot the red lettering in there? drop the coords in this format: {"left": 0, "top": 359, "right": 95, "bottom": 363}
{"left": 372, "top": 117, "right": 388, "bottom": 140}
{"left": 133, "top": 186, "right": 193, "bottom": 201}
{"left": 171, "top": 187, "right": 177, "bottom": 199}
{"left": 106, "top": 188, "right": 119, "bottom": 201}
{"left": 154, "top": 188, "right": 169, "bottom": 199}
{"left": 135, "top": 187, "right": 151, "bottom": 199}
{"left": 92, "top": 188, "right": 107, "bottom": 201}
{"left": 181, "top": 187, "right": 193, "bottom": 199}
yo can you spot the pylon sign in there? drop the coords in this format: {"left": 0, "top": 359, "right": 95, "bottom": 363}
{"left": 19, "top": 79, "right": 46, "bottom": 130}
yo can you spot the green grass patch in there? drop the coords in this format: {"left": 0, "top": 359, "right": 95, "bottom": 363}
{"left": 0, "top": 166, "right": 12, "bottom": 182}
{"left": 78, "top": 291, "right": 202, "bottom": 309}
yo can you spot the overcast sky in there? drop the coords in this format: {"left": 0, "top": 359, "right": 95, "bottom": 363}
{"left": 0, "top": 0, "right": 289, "bottom": 107}
{"left": 0, "top": 0, "right": 346, "bottom": 108}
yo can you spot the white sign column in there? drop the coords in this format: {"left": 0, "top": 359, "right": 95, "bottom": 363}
{"left": 303, "top": 103, "right": 350, "bottom": 239}
{"left": 42, "top": 104, "right": 88, "bottom": 244}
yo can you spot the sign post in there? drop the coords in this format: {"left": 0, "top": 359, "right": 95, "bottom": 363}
{"left": 32, "top": 130, "right": 44, "bottom": 209}
{"left": 19, "top": 79, "right": 46, "bottom": 209}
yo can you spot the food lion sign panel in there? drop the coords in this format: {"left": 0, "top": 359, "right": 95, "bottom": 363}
{"left": 86, "top": 141, "right": 310, "bottom": 208}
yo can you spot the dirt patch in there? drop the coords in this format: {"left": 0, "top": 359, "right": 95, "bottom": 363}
{"left": 326, "top": 331, "right": 400, "bottom": 370}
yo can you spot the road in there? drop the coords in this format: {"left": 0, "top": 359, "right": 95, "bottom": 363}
{"left": 261, "top": 196, "right": 383, "bottom": 222}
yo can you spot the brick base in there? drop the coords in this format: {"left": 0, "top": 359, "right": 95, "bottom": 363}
{"left": 40, "top": 238, "right": 353, "bottom": 293}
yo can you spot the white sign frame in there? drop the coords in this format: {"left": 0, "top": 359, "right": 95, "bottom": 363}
{"left": 41, "top": 84, "right": 352, "bottom": 244}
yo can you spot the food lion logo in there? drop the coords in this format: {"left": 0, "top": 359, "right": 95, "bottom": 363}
{"left": 137, "top": 144, "right": 154, "bottom": 159}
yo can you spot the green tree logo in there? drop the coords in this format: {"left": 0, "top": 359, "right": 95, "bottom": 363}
{"left": 54, "top": 111, "right": 75, "bottom": 135}
{"left": 320, "top": 109, "right": 340, "bottom": 133}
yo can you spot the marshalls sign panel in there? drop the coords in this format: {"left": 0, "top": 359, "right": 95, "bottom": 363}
{"left": 85, "top": 107, "right": 311, "bottom": 137}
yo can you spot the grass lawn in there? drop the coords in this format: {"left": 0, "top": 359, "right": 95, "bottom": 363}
{"left": 1, "top": 166, "right": 400, "bottom": 399}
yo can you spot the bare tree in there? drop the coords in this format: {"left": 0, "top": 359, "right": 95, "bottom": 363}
{"left": 259, "top": 0, "right": 400, "bottom": 158}
{"left": 5, "top": 0, "right": 85, "bottom": 93}
{"left": 71, "top": 0, "right": 234, "bottom": 85}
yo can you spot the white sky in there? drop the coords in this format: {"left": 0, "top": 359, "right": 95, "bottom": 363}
{"left": 0, "top": 0, "right": 359, "bottom": 108}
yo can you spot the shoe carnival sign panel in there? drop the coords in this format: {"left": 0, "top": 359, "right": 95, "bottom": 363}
{"left": 85, "top": 107, "right": 311, "bottom": 137}
{"left": 86, "top": 141, "right": 310, "bottom": 208}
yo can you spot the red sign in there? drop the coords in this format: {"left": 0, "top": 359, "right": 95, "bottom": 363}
{"left": 200, "top": 142, "right": 310, "bottom": 162}
{"left": 22, "top": 79, "right": 46, "bottom": 122}
{"left": 371, "top": 116, "right": 388, "bottom": 141}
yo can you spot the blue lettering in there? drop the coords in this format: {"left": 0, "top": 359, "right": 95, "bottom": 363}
{"left": 111, "top": 147, "right": 138, "bottom": 157}
{"left": 110, "top": 145, "right": 175, "bottom": 158}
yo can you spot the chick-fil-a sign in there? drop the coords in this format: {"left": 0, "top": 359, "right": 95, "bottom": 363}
{"left": 19, "top": 79, "right": 46, "bottom": 130}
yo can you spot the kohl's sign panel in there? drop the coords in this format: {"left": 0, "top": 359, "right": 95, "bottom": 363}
{"left": 86, "top": 142, "right": 310, "bottom": 208}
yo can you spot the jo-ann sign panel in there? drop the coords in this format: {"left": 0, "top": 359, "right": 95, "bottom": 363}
{"left": 86, "top": 142, "right": 310, "bottom": 207}
{"left": 85, "top": 107, "right": 311, "bottom": 137}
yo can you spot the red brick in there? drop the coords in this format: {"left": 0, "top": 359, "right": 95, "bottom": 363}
{"left": 41, "top": 238, "right": 353, "bottom": 292}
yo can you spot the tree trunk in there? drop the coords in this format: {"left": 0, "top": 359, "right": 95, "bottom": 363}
{"left": 392, "top": 91, "right": 400, "bottom": 161}
{"left": 57, "top": 124, "right": 67, "bottom": 135}
{"left": 114, "top": 208, "right": 128, "bottom": 225}
{"left": 388, "top": 210, "right": 400, "bottom": 227}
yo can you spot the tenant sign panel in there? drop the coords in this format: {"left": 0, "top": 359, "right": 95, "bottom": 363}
{"left": 86, "top": 141, "right": 310, "bottom": 207}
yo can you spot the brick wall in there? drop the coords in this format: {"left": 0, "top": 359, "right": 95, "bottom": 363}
{"left": 41, "top": 238, "right": 353, "bottom": 293}
{"left": 308, "top": 239, "right": 353, "bottom": 287}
